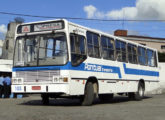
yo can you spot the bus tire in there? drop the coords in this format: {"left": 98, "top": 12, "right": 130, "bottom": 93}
{"left": 134, "top": 82, "right": 144, "bottom": 101}
{"left": 99, "top": 94, "right": 114, "bottom": 101}
{"left": 81, "top": 82, "right": 94, "bottom": 106}
{"left": 41, "top": 94, "right": 49, "bottom": 105}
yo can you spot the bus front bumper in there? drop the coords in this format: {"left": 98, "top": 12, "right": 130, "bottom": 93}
{"left": 11, "top": 84, "right": 69, "bottom": 94}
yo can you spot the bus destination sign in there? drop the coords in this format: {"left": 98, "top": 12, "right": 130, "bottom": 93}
{"left": 18, "top": 21, "right": 64, "bottom": 34}
{"left": 34, "top": 22, "right": 63, "bottom": 32}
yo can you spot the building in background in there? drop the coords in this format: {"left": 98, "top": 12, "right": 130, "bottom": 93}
{"left": 114, "top": 30, "right": 165, "bottom": 53}
{"left": 2, "top": 22, "right": 21, "bottom": 60}
{"left": 0, "top": 21, "right": 21, "bottom": 77}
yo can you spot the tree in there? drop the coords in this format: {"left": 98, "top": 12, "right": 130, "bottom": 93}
{"left": 14, "top": 17, "right": 25, "bottom": 23}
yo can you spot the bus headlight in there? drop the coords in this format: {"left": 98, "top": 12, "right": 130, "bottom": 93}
{"left": 52, "top": 76, "right": 68, "bottom": 83}
{"left": 12, "top": 79, "right": 17, "bottom": 84}
{"left": 12, "top": 78, "right": 23, "bottom": 84}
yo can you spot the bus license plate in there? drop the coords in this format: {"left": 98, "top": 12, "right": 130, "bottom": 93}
{"left": 32, "top": 86, "right": 41, "bottom": 90}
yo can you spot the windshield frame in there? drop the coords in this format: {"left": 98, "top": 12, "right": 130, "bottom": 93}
{"left": 13, "top": 32, "right": 69, "bottom": 67}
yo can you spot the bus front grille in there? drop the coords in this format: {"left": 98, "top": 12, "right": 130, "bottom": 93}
{"left": 15, "top": 70, "right": 60, "bottom": 83}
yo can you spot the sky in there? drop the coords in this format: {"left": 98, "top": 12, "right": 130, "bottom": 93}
{"left": 0, "top": 0, "right": 165, "bottom": 40}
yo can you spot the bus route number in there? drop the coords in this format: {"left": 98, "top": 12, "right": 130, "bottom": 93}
{"left": 15, "top": 86, "right": 22, "bottom": 91}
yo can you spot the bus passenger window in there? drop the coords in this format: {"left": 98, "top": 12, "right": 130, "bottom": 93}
{"left": 133, "top": 46, "right": 138, "bottom": 64}
{"left": 128, "top": 43, "right": 138, "bottom": 64}
{"left": 128, "top": 44, "right": 132, "bottom": 63}
{"left": 70, "top": 36, "right": 75, "bottom": 53}
{"left": 154, "top": 52, "right": 158, "bottom": 67}
{"left": 147, "top": 49, "right": 155, "bottom": 67}
{"left": 115, "top": 40, "right": 126, "bottom": 62}
{"left": 93, "top": 34, "right": 100, "bottom": 58}
{"left": 70, "top": 34, "right": 87, "bottom": 66}
{"left": 87, "top": 31, "right": 100, "bottom": 58}
{"left": 79, "top": 36, "right": 85, "bottom": 54}
{"left": 101, "top": 36, "right": 114, "bottom": 60}
{"left": 138, "top": 47, "right": 147, "bottom": 65}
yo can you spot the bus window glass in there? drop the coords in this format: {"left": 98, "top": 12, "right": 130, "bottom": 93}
{"left": 88, "top": 44, "right": 93, "bottom": 57}
{"left": 47, "top": 38, "right": 54, "bottom": 58}
{"left": 79, "top": 36, "right": 85, "bottom": 54}
{"left": 154, "top": 51, "right": 158, "bottom": 67}
{"left": 101, "top": 36, "right": 108, "bottom": 59}
{"left": 128, "top": 43, "right": 137, "bottom": 64}
{"left": 14, "top": 33, "right": 68, "bottom": 67}
{"left": 107, "top": 39, "right": 114, "bottom": 49}
{"left": 116, "top": 40, "right": 121, "bottom": 61}
{"left": 128, "top": 44, "right": 132, "bottom": 63}
{"left": 101, "top": 37, "right": 107, "bottom": 48}
{"left": 94, "top": 34, "right": 99, "bottom": 46}
{"left": 93, "top": 34, "right": 100, "bottom": 58}
{"left": 87, "top": 31, "right": 100, "bottom": 58}
{"left": 70, "top": 36, "right": 75, "bottom": 53}
{"left": 147, "top": 49, "right": 155, "bottom": 67}
{"left": 115, "top": 40, "right": 126, "bottom": 62}
{"left": 70, "top": 34, "right": 86, "bottom": 66}
{"left": 94, "top": 46, "right": 100, "bottom": 58}
{"left": 101, "top": 36, "right": 114, "bottom": 60}
{"left": 39, "top": 33, "right": 68, "bottom": 66}
{"left": 138, "top": 47, "right": 147, "bottom": 65}
{"left": 14, "top": 36, "right": 39, "bottom": 66}
{"left": 87, "top": 32, "right": 92, "bottom": 44}
{"left": 121, "top": 42, "right": 126, "bottom": 62}
{"left": 133, "top": 46, "right": 138, "bottom": 64}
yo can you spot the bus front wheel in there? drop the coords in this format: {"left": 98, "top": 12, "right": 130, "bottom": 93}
{"left": 81, "top": 82, "right": 95, "bottom": 106}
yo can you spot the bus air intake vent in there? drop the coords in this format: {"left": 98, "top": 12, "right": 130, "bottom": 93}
{"left": 15, "top": 70, "right": 60, "bottom": 83}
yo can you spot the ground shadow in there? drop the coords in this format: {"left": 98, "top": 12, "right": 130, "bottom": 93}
{"left": 96, "top": 96, "right": 152, "bottom": 105}
{"left": 19, "top": 98, "right": 81, "bottom": 107}
{"left": 18, "top": 95, "right": 152, "bottom": 107}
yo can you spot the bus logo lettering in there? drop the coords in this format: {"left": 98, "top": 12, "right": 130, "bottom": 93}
{"left": 84, "top": 63, "right": 102, "bottom": 72}
{"left": 84, "top": 63, "right": 114, "bottom": 73}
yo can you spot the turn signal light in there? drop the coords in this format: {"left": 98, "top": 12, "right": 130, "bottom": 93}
{"left": 63, "top": 77, "right": 68, "bottom": 82}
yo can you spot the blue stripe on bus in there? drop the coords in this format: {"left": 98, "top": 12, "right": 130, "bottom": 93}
{"left": 123, "top": 63, "right": 159, "bottom": 77}
{"left": 12, "top": 62, "right": 122, "bottom": 78}
{"left": 12, "top": 62, "right": 159, "bottom": 78}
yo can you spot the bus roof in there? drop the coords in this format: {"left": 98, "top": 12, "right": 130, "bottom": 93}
{"left": 17, "top": 19, "right": 157, "bottom": 51}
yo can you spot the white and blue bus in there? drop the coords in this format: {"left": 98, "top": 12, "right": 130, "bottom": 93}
{"left": 12, "top": 19, "right": 159, "bottom": 105}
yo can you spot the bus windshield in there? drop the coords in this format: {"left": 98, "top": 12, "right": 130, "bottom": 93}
{"left": 14, "top": 33, "right": 68, "bottom": 67}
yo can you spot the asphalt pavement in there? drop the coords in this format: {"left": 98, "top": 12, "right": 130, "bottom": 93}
{"left": 0, "top": 94, "right": 165, "bottom": 120}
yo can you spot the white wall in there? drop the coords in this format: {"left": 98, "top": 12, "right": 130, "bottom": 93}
{"left": 0, "top": 59, "right": 12, "bottom": 72}
{"left": 146, "top": 63, "right": 165, "bottom": 94}
{"left": 157, "top": 63, "right": 165, "bottom": 93}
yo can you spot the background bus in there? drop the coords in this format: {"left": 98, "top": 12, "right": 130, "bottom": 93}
{"left": 11, "top": 19, "right": 159, "bottom": 105}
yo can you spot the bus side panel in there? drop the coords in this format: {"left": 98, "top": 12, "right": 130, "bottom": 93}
{"left": 145, "top": 82, "right": 159, "bottom": 93}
